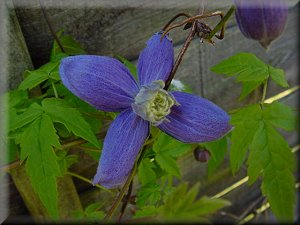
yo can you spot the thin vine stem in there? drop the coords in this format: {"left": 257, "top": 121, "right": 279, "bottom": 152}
{"left": 206, "top": 6, "right": 235, "bottom": 40}
{"left": 260, "top": 78, "right": 269, "bottom": 106}
{"left": 104, "top": 144, "right": 148, "bottom": 221}
{"left": 66, "top": 171, "right": 114, "bottom": 193}
{"left": 51, "top": 80, "right": 58, "bottom": 98}
{"left": 164, "top": 22, "right": 197, "bottom": 90}
{"left": 39, "top": 0, "right": 65, "bottom": 53}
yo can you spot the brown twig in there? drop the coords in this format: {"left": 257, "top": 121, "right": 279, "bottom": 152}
{"left": 39, "top": 0, "right": 65, "bottom": 53}
{"left": 117, "top": 181, "right": 133, "bottom": 222}
{"left": 164, "top": 22, "right": 197, "bottom": 90}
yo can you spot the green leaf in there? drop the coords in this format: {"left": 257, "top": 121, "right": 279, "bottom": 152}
{"left": 155, "top": 153, "right": 180, "bottom": 178}
{"left": 56, "top": 150, "right": 78, "bottom": 175}
{"left": 269, "top": 66, "right": 289, "bottom": 88}
{"left": 229, "top": 104, "right": 262, "bottom": 174}
{"left": 4, "top": 89, "right": 28, "bottom": 108}
{"left": 153, "top": 132, "right": 191, "bottom": 157}
{"left": 9, "top": 103, "right": 43, "bottom": 131}
{"left": 204, "top": 136, "right": 228, "bottom": 175}
{"left": 211, "top": 52, "right": 268, "bottom": 82}
{"left": 239, "top": 80, "right": 261, "bottom": 100}
{"left": 263, "top": 101, "right": 296, "bottom": 131}
{"left": 42, "top": 98, "right": 100, "bottom": 148}
{"left": 116, "top": 55, "right": 137, "bottom": 80}
{"left": 248, "top": 123, "right": 295, "bottom": 221}
{"left": 137, "top": 183, "right": 161, "bottom": 207}
{"left": 189, "top": 196, "right": 231, "bottom": 216}
{"left": 158, "top": 182, "right": 230, "bottom": 221}
{"left": 19, "top": 61, "right": 60, "bottom": 90}
{"left": 50, "top": 31, "right": 86, "bottom": 61}
{"left": 20, "top": 114, "right": 61, "bottom": 217}
{"left": 18, "top": 70, "right": 49, "bottom": 90}
{"left": 133, "top": 205, "right": 158, "bottom": 219}
{"left": 138, "top": 158, "right": 156, "bottom": 185}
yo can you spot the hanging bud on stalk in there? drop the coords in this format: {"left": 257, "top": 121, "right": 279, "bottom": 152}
{"left": 233, "top": 0, "right": 288, "bottom": 49}
{"left": 193, "top": 147, "right": 211, "bottom": 163}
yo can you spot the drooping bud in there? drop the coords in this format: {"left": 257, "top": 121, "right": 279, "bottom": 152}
{"left": 234, "top": 0, "right": 288, "bottom": 49}
{"left": 193, "top": 147, "right": 211, "bottom": 163}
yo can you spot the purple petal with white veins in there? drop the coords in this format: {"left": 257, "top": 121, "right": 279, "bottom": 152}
{"left": 159, "top": 92, "right": 232, "bottom": 143}
{"left": 137, "top": 32, "right": 174, "bottom": 86}
{"left": 93, "top": 108, "right": 149, "bottom": 188}
{"left": 60, "top": 55, "right": 139, "bottom": 112}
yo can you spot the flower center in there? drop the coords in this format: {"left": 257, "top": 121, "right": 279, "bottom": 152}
{"left": 132, "top": 80, "right": 179, "bottom": 126}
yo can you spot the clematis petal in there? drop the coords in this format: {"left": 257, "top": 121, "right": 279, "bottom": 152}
{"left": 93, "top": 109, "right": 149, "bottom": 188}
{"left": 158, "top": 92, "right": 232, "bottom": 143}
{"left": 60, "top": 55, "right": 139, "bottom": 112}
{"left": 137, "top": 32, "right": 174, "bottom": 86}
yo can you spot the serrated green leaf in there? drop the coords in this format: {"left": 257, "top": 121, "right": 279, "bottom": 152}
{"left": 85, "top": 202, "right": 102, "bottom": 214}
{"left": 269, "top": 66, "right": 289, "bottom": 88}
{"left": 248, "top": 123, "right": 295, "bottom": 221}
{"left": 239, "top": 80, "right": 261, "bottom": 100}
{"left": 263, "top": 102, "right": 296, "bottom": 131}
{"left": 19, "top": 70, "right": 49, "bottom": 90}
{"left": 137, "top": 183, "right": 161, "bottom": 207}
{"left": 133, "top": 205, "right": 158, "bottom": 219}
{"left": 155, "top": 153, "right": 180, "bottom": 178}
{"left": 211, "top": 52, "right": 268, "bottom": 82}
{"left": 42, "top": 98, "right": 100, "bottom": 148}
{"left": 204, "top": 136, "right": 228, "bottom": 175}
{"left": 138, "top": 158, "right": 156, "bottom": 185}
{"left": 189, "top": 196, "right": 231, "bottom": 216}
{"left": 4, "top": 89, "right": 28, "bottom": 108}
{"left": 19, "top": 61, "right": 60, "bottom": 90}
{"left": 158, "top": 182, "right": 230, "bottom": 221}
{"left": 56, "top": 150, "right": 78, "bottom": 175}
{"left": 153, "top": 132, "right": 191, "bottom": 157}
{"left": 9, "top": 103, "right": 43, "bottom": 131}
{"left": 20, "top": 114, "right": 61, "bottom": 217}
{"left": 230, "top": 104, "right": 262, "bottom": 174}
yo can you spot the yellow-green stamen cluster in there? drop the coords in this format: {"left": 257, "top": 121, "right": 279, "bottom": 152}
{"left": 132, "top": 80, "right": 179, "bottom": 125}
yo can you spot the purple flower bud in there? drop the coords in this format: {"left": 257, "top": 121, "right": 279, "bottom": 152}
{"left": 234, "top": 0, "right": 288, "bottom": 49}
{"left": 193, "top": 147, "right": 211, "bottom": 163}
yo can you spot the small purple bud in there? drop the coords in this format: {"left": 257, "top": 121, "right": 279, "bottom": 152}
{"left": 193, "top": 147, "right": 211, "bottom": 163}
{"left": 234, "top": 0, "right": 288, "bottom": 49}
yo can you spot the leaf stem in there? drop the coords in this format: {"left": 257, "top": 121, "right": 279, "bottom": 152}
{"left": 164, "top": 23, "right": 197, "bottom": 90}
{"left": 206, "top": 6, "right": 235, "bottom": 40}
{"left": 39, "top": 0, "right": 65, "bottom": 53}
{"left": 104, "top": 145, "right": 147, "bottom": 221}
{"left": 51, "top": 80, "right": 59, "bottom": 98}
{"left": 66, "top": 171, "right": 114, "bottom": 193}
{"left": 260, "top": 79, "right": 268, "bottom": 106}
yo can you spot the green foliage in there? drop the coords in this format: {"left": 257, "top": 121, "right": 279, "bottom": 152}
{"left": 153, "top": 132, "right": 191, "bottom": 178}
{"left": 50, "top": 30, "right": 86, "bottom": 61}
{"left": 211, "top": 52, "right": 289, "bottom": 100}
{"left": 5, "top": 33, "right": 101, "bottom": 218}
{"left": 203, "top": 136, "right": 228, "bottom": 175}
{"left": 230, "top": 102, "right": 296, "bottom": 221}
{"left": 72, "top": 203, "right": 105, "bottom": 221}
{"left": 136, "top": 183, "right": 162, "bottom": 207}
{"left": 42, "top": 98, "right": 100, "bottom": 148}
{"left": 19, "top": 61, "right": 60, "bottom": 91}
{"left": 134, "top": 182, "right": 230, "bottom": 222}
{"left": 19, "top": 114, "right": 61, "bottom": 217}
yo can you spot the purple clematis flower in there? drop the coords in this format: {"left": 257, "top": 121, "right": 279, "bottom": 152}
{"left": 59, "top": 32, "right": 232, "bottom": 189}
